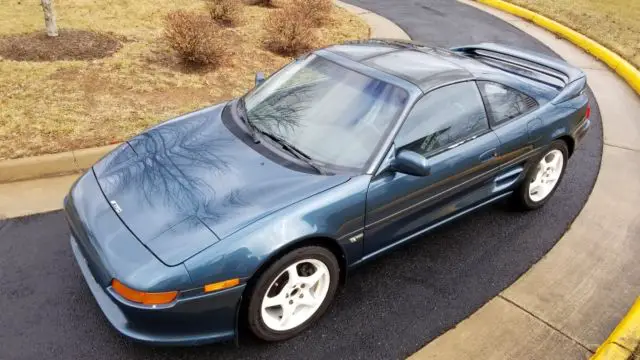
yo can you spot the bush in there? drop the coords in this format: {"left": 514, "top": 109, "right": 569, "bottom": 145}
{"left": 291, "top": 0, "right": 333, "bottom": 27}
{"left": 164, "top": 10, "right": 226, "bottom": 66}
{"left": 263, "top": 6, "right": 318, "bottom": 56}
{"left": 207, "top": 0, "right": 243, "bottom": 27}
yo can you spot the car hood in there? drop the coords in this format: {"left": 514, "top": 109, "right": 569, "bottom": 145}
{"left": 92, "top": 102, "right": 350, "bottom": 265}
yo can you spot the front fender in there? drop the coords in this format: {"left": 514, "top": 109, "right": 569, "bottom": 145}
{"left": 183, "top": 175, "right": 371, "bottom": 287}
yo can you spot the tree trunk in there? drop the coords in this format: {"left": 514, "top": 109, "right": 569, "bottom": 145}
{"left": 40, "top": 0, "right": 58, "bottom": 37}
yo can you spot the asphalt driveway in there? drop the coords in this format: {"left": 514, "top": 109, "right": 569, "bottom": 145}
{"left": 0, "top": 1, "right": 603, "bottom": 359}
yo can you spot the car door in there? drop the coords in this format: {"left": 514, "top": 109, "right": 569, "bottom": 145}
{"left": 363, "top": 81, "right": 502, "bottom": 256}
{"left": 477, "top": 81, "right": 542, "bottom": 167}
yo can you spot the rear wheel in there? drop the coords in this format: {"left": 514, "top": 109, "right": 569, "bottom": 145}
{"left": 513, "top": 140, "right": 568, "bottom": 210}
{"left": 246, "top": 246, "right": 339, "bottom": 341}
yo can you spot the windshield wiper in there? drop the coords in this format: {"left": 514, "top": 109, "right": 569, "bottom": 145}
{"left": 237, "top": 98, "right": 326, "bottom": 175}
{"left": 259, "top": 132, "right": 327, "bottom": 175}
{"left": 237, "top": 97, "right": 261, "bottom": 144}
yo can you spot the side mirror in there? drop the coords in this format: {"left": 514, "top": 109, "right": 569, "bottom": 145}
{"left": 391, "top": 149, "right": 431, "bottom": 176}
{"left": 255, "top": 72, "right": 266, "bottom": 87}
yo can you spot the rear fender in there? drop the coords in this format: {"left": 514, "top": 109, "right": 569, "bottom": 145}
{"left": 542, "top": 93, "right": 589, "bottom": 147}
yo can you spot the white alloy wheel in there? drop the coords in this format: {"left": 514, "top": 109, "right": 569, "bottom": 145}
{"left": 260, "top": 259, "right": 331, "bottom": 332}
{"left": 528, "top": 149, "right": 564, "bottom": 202}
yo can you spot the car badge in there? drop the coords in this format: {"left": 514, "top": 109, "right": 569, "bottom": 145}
{"left": 349, "top": 233, "right": 364, "bottom": 243}
{"left": 110, "top": 200, "right": 123, "bottom": 214}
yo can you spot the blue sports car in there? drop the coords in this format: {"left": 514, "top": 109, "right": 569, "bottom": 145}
{"left": 65, "top": 40, "right": 590, "bottom": 345}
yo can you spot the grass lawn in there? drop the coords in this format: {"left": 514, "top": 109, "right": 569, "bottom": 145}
{"left": 509, "top": 0, "right": 640, "bottom": 69}
{"left": 0, "top": 0, "right": 368, "bottom": 160}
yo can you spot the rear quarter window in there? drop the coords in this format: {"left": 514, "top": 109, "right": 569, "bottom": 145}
{"left": 478, "top": 81, "right": 538, "bottom": 126}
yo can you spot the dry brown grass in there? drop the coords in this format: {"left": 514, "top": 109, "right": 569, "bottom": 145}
{"left": 164, "top": 10, "right": 227, "bottom": 66}
{"left": 0, "top": 0, "right": 368, "bottom": 160}
{"left": 263, "top": 5, "right": 319, "bottom": 56}
{"left": 292, "top": 0, "right": 333, "bottom": 27}
{"left": 207, "top": 0, "right": 243, "bottom": 27}
{"left": 509, "top": 0, "right": 640, "bottom": 69}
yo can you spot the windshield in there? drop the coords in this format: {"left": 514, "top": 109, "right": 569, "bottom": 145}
{"left": 243, "top": 54, "right": 409, "bottom": 170}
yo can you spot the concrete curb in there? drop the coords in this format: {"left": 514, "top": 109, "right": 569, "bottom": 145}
{"left": 0, "top": 144, "right": 120, "bottom": 183}
{"left": 0, "top": 2, "right": 408, "bottom": 185}
{"left": 476, "top": 0, "right": 640, "bottom": 95}
{"left": 592, "top": 297, "right": 640, "bottom": 360}
{"left": 334, "top": 1, "right": 410, "bottom": 40}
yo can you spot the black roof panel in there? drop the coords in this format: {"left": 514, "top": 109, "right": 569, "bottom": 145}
{"left": 324, "top": 44, "right": 398, "bottom": 61}
{"left": 325, "top": 41, "right": 476, "bottom": 92}
{"left": 324, "top": 40, "right": 562, "bottom": 100}
{"left": 364, "top": 50, "right": 473, "bottom": 91}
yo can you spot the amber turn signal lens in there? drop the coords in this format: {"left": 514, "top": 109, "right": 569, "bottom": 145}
{"left": 204, "top": 278, "right": 240, "bottom": 293}
{"left": 111, "top": 279, "right": 178, "bottom": 305}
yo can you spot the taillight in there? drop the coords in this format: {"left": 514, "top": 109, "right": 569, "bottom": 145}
{"left": 585, "top": 103, "right": 591, "bottom": 120}
{"left": 111, "top": 279, "right": 178, "bottom": 305}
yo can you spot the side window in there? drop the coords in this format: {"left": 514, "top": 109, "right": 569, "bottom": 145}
{"left": 478, "top": 81, "right": 538, "bottom": 126}
{"left": 395, "top": 82, "right": 489, "bottom": 157}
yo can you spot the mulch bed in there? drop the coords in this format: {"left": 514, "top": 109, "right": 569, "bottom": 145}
{"left": 0, "top": 29, "right": 121, "bottom": 61}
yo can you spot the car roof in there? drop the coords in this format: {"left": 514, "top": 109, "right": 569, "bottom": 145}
{"left": 324, "top": 39, "right": 495, "bottom": 93}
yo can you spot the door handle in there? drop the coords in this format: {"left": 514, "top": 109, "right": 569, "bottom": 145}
{"left": 479, "top": 148, "right": 498, "bottom": 162}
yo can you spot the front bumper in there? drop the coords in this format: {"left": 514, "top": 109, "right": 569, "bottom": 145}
{"left": 70, "top": 233, "right": 244, "bottom": 346}
{"left": 65, "top": 171, "right": 245, "bottom": 345}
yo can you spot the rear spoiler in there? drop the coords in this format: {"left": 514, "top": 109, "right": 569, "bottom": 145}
{"left": 452, "top": 43, "right": 586, "bottom": 103}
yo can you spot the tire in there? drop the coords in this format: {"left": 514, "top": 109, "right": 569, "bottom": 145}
{"left": 246, "top": 246, "right": 340, "bottom": 342}
{"left": 513, "top": 140, "right": 569, "bottom": 210}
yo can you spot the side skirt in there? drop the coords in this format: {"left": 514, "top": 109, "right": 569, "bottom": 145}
{"left": 349, "top": 191, "right": 513, "bottom": 269}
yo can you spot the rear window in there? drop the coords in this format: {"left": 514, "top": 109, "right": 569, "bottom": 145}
{"left": 478, "top": 81, "right": 538, "bottom": 126}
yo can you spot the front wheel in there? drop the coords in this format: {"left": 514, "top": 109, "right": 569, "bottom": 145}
{"left": 513, "top": 140, "right": 568, "bottom": 210}
{"left": 246, "top": 246, "right": 339, "bottom": 342}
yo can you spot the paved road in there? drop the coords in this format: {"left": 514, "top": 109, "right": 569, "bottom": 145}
{"left": 0, "top": 1, "right": 603, "bottom": 359}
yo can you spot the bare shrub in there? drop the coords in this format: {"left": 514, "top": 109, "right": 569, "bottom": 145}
{"left": 263, "top": 6, "right": 318, "bottom": 56}
{"left": 207, "top": 0, "right": 243, "bottom": 27}
{"left": 291, "top": 0, "right": 333, "bottom": 27}
{"left": 164, "top": 10, "right": 226, "bottom": 66}
{"left": 246, "top": 0, "right": 276, "bottom": 7}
